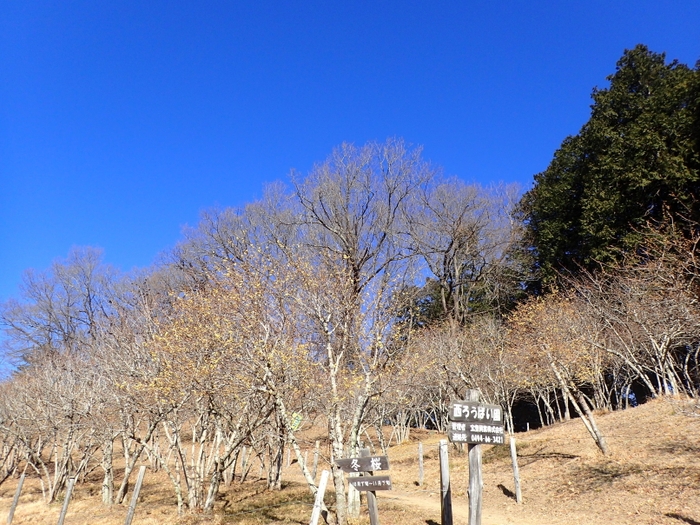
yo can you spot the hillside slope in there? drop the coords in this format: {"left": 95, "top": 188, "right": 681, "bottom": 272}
{"left": 1, "top": 397, "right": 699, "bottom": 525}
{"left": 384, "top": 396, "right": 700, "bottom": 525}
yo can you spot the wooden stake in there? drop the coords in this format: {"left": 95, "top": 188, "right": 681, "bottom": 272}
{"left": 312, "top": 440, "right": 320, "bottom": 480}
{"left": 347, "top": 482, "right": 360, "bottom": 518}
{"left": 56, "top": 478, "right": 75, "bottom": 525}
{"left": 309, "top": 470, "right": 329, "bottom": 525}
{"left": 124, "top": 466, "right": 147, "bottom": 525}
{"left": 509, "top": 437, "right": 522, "bottom": 504}
{"left": 439, "top": 440, "right": 453, "bottom": 525}
{"left": 418, "top": 442, "right": 424, "bottom": 487}
{"left": 7, "top": 472, "right": 25, "bottom": 525}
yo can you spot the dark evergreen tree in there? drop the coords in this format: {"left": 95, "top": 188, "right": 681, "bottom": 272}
{"left": 522, "top": 45, "right": 700, "bottom": 285}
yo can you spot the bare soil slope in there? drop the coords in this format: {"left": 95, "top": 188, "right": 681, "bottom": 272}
{"left": 383, "top": 396, "right": 700, "bottom": 525}
{"left": 1, "top": 397, "right": 699, "bottom": 525}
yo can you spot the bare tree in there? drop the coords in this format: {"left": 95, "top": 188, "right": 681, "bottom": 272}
{"left": 507, "top": 294, "right": 610, "bottom": 455}
{"left": 0, "top": 382, "right": 20, "bottom": 488}
{"left": 0, "top": 354, "right": 102, "bottom": 502}
{"left": 570, "top": 239, "right": 700, "bottom": 399}
{"left": 405, "top": 179, "right": 524, "bottom": 329}
{"left": 0, "top": 247, "right": 117, "bottom": 364}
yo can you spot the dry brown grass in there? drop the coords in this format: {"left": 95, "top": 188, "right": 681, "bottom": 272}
{"left": 2, "top": 397, "right": 700, "bottom": 525}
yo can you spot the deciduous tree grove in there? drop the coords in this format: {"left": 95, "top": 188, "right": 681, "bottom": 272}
{"left": 2, "top": 55, "right": 700, "bottom": 521}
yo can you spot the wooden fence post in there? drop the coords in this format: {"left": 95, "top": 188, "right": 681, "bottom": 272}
{"left": 313, "top": 440, "right": 320, "bottom": 480}
{"left": 240, "top": 446, "right": 249, "bottom": 481}
{"left": 124, "top": 465, "right": 147, "bottom": 525}
{"left": 347, "top": 482, "right": 360, "bottom": 518}
{"left": 418, "top": 442, "right": 424, "bottom": 487}
{"left": 510, "top": 437, "right": 522, "bottom": 504}
{"left": 56, "top": 478, "right": 75, "bottom": 525}
{"left": 7, "top": 472, "right": 25, "bottom": 525}
{"left": 467, "top": 389, "right": 483, "bottom": 525}
{"left": 439, "top": 439, "right": 453, "bottom": 525}
{"left": 309, "top": 469, "right": 330, "bottom": 525}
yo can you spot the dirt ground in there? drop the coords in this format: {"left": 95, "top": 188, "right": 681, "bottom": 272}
{"left": 381, "top": 396, "right": 700, "bottom": 525}
{"left": 1, "top": 396, "right": 700, "bottom": 525}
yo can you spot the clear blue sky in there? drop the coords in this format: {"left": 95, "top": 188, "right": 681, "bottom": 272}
{"left": 2, "top": 1, "right": 699, "bottom": 302}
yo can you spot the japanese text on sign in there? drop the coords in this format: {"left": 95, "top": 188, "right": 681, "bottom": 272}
{"left": 335, "top": 456, "right": 390, "bottom": 473}
{"left": 448, "top": 431, "right": 505, "bottom": 444}
{"left": 450, "top": 422, "right": 503, "bottom": 434}
{"left": 347, "top": 475, "right": 392, "bottom": 491}
{"left": 449, "top": 402, "right": 503, "bottom": 423}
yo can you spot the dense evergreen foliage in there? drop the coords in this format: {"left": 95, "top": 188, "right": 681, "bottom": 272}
{"left": 522, "top": 45, "right": 700, "bottom": 285}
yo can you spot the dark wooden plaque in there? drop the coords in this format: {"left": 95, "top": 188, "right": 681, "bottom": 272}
{"left": 335, "top": 456, "right": 390, "bottom": 473}
{"left": 449, "top": 401, "right": 503, "bottom": 423}
{"left": 347, "top": 475, "right": 392, "bottom": 491}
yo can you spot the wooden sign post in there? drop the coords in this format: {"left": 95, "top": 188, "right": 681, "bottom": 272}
{"left": 336, "top": 449, "right": 391, "bottom": 525}
{"left": 448, "top": 391, "right": 504, "bottom": 525}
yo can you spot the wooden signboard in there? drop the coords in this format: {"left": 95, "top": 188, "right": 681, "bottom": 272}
{"left": 449, "top": 402, "right": 503, "bottom": 423}
{"left": 339, "top": 449, "right": 392, "bottom": 525}
{"left": 448, "top": 401, "right": 504, "bottom": 445}
{"left": 347, "top": 475, "right": 393, "bottom": 491}
{"left": 335, "top": 456, "right": 390, "bottom": 473}
{"left": 446, "top": 392, "right": 501, "bottom": 525}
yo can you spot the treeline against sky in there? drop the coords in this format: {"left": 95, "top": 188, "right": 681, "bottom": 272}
{"left": 0, "top": 45, "right": 699, "bottom": 523}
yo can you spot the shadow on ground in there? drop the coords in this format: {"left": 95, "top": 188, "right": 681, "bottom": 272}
{"left": 518, "top": 446, "right": 580, "bottom": 467}
{"left": 497, "top": 483, "right": 516, "bottom": 501}
{"left": 667, "top": 513, "right": 700, "bottom": 525}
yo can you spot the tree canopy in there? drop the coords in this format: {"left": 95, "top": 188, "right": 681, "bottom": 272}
{"left": 521, "top": 44, "right": 700, "bottom": 285}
